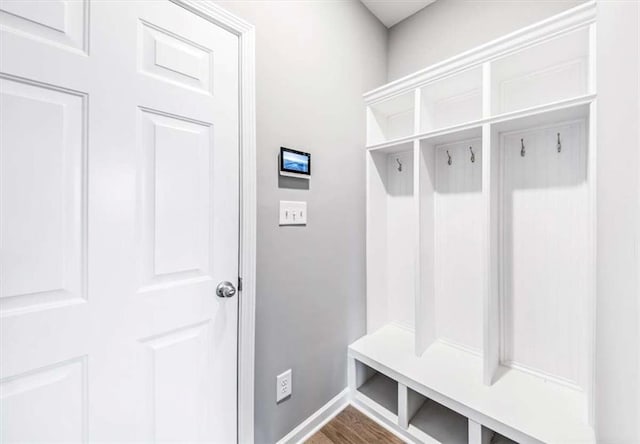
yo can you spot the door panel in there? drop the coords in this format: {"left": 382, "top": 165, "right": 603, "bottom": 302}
{"left": 139, "top": 19, "right": 213, "bottom": 93}
{"left": 0, "top": 77, "right": 86, "bottom": 315}
{"left": 0, "top": 357, "right": 87, "bottom": 443}
{"left": 138, "top": 108, "right": 213, "bottom": 288}
{"left": 0, "top": 0, "right": 87, "bottom": 52}
{"left": 0, "top": 1, "right": 239, "bottom": 442}
{"left": 140, "top": 321, "right": 215, "bottom": 442}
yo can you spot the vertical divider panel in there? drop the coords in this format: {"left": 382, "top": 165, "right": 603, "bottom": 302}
{"left": 482, "top": 122, "right": 500, "bottom": 386}
{"left": 585, "top": 22, "right": 597, "bottom": 426}
{"left": 469, "top": 421, "right": 497, "bottom": 444}
{"left": 413, "top": 89, "right": 424, "bottom": 356}
{"left": 416, "top": 140, "right": 436, "bottom": 356}
{"left": 414, "top": 88, "right": 422, "bottom": 134}
{"left": 468, "top": 419, "right": 483, "bottom": 444}
{"left": 348, "top": 356, "right": 356, "bottom": 394}
{"left": 585, "top": 100, "right": 597, "bottom": 426}
{"left": 482, "top": 63, "right": 491, "bottom": 119}
{"left": 366, "top": 150, "right": 388, "bottom": 333}
{"left": 397, "top": 383, "right": 408, "bottom": 428}
{"left": 398, "top": 383, "right": 425, "bottom": 429}
{"left": 348, "top": 357, "right": 377, "bottom": 393}
{"left": 588, "top": 24, "right": 597, "bottom": 95}
{"left": 366, "top": 107, "right": 377, "bottom": 146}
{"left": 481, "top": 62, "right": 500, "bottom": 385}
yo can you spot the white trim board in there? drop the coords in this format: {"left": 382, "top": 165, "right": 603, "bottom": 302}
{"left": 169, "top": 2, "right": 257, "bottom": 443}
{"left": 275, "top": 388, "right": 350, "bottom": 444}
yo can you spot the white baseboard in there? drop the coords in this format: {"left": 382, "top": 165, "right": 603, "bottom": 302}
{"left": 276, "top": 388, "right": 350, "bottom": 444}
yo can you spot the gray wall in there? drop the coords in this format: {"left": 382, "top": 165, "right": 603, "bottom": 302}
{"left": 214, "top": 2, "right": 387, "bottom": 443}
{"left": 387, "top": 0, "right": 583, "bottom": 81}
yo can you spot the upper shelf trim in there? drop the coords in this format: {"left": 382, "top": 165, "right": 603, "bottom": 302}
{"left": 364, "top": 1, "right": 596, "bottom": 105}
{"left": 366, "top": 93, "right": 596, "bottom": 150}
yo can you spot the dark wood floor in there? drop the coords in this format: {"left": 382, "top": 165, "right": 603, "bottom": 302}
{"left": 305, "top": 406, "right": 404, "bottom": 444}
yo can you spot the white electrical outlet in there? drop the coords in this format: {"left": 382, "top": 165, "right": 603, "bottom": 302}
{"left": 279, "top": 201, "right": 307, "bottom": 226}
{"left": 276, "top": 369, "right": 292, "bottom": 403}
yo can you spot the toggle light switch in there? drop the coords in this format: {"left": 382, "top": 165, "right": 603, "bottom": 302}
{"left": 279, "top": 201, "right": 307, "bottom": 226}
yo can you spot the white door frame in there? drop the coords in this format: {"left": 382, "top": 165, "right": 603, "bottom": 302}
{"left": 169, "top": 1, "right": 256, "bottom": 442}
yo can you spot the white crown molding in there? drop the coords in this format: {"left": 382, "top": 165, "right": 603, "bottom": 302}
{"left": 364, "top": 1, "right": 596, "bottom": 105}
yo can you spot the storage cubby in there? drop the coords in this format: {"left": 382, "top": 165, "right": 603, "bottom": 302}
{"left": 483, "top": 429, "right": 518, "bottom": 444}
{"left": 366, "top": 142, "right": 416, "bottom": 334}
{"left": 497, "top": 117, "right": 590, "bottom": 389}
{"left": 352, "top": 361, "right": 398, "bottom": 415}
{"left": 475, "top": 423, "right": 519, "bottom": 444}
{"left": 367, "top": 91, "right": 415, "bottom": 145}
{"left": 406, "top": 388, "right": 468, "bottom": 444}
{"left": 416, "top": 129, "right": 484, "bottom": 355}
{"left": 491, "top": 27, "right": 591, "bottom": 115}
{"left": 420, "top": 67, "right": 483, "bottom": 132}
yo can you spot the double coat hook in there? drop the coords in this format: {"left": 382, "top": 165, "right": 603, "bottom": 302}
{"left": 519, "top": 132, "right": 562, "bottom": 158}
{"left": 445, "top": 147, "right": 477, "bottom": 166}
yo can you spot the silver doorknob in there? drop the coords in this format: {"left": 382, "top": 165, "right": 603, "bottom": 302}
{"left": 216, "top": 281, "right": 236, "bottom": 298}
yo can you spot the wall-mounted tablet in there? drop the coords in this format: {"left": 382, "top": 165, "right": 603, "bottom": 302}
{"left": 279, "top": 147, "right": 311, "bottom": 179}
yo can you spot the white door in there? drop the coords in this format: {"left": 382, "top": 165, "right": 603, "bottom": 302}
{"left": 0, "top": 1, "right": 239, "bottom": 442}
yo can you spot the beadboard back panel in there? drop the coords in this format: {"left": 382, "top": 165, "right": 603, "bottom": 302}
{"left": 499, "top": 120, "right": 589, "bottom": 388}
{"left": 434, "top": 138, "right": 484, "bottom": 353}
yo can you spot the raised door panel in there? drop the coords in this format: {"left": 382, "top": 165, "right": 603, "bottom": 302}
{"left": 140, "top": 322, "right": 214, "bottom": 442}
{"left": 0, "top": 0, "right": 88, "bottom": 52}
{"left": 137, "top": 107, "right": 212, "bottom": 291}
{"left": 0, "top": 77, "right": 86, "bottom": 315}
{"left": 139, "top": 20, "right": 213, "bottom": 93}
{"left": 0, "top": 357, "right": 87, "bottom": 443}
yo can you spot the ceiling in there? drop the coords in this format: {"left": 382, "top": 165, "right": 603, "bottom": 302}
{"left": 361, "top": 0, "right": 437, "bottom": 28}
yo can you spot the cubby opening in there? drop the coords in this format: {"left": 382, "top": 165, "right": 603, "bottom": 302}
{"left": 354, "top": 361, "right": 398, "bottom": 415}
{"left": 481, "top": 426, "right": 518, "bottom": 444}
{"left": 416, "top": 128, "right": 484, "bottom": 355}
{"left": 491, "top": 27, "right": 590, "bottom": 115}
{"left": 497, "top": 117, "right": 590, "bottom": 390}
{"left": 367, "top": 92, "right": 415, "bottom": 145}
{"left": 406, "top": 388, "right": 468, "bottom": 444}
{"left": 366, "top": 142, "right": 416, "bottom": 334}
{"left": 420, "top": 66, "right": 483, "bottom": 132}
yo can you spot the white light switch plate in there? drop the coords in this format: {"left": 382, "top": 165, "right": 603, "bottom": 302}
{"left": 276, "top": 369, "right": 292, "bottom": 402}
{"left": 279, "top": 201, "right": 307, "bottom": 225}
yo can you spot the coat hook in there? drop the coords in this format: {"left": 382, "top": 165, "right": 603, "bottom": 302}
{"left": 447, "top": 150, "right": 452, "bottom": 166}
{"left": 557, "top": 132, "right": 561, "bottom": 153}
{"left": 396, "top": 158, "right": 402, "bottom": 172}
{"left": 520, "top": 138, "right": 525, "bottom": 157}
{"left": 469, "top": 146, "right": 475, "bottom": 163}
